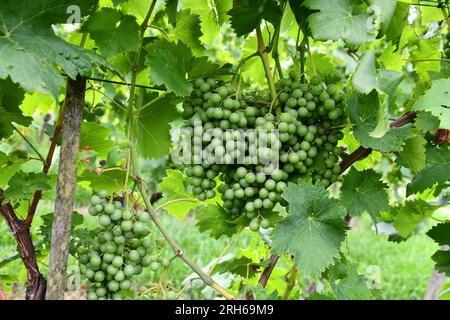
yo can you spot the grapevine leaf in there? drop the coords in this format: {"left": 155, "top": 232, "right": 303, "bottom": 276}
{"left": 411, "top": 38, "right": 441, "bottom": 81}
{"left": 352, "top": 52, "right": 378, "bottom": 94}
{"left": 327, "top": 261, "right": 372, "bottom": 300}
{"left": 340, "top": 168, "right": 389, "bottom": 221}
{"left": 157, "top": 169, "right": 201, "bottom": 219}
{"left": 0, "top": 152, "right": 26, "bottom": 189}
{"left": 169, "top": 9, "right": 204, "bottom": 55}
{"left": 0, "top": 79, "right": 30, "bottom": 139}
{"left": 303, "top": 0, "right": 375, "bottom": 46}
{"left": 146, "top": 39, "right": 193, "bottom": 96}
{"left": 79, "top": 169, "right": 126, "bottom": 194}
{"left": 134, "top": 91, "right": 181, "bottom": 159}
{"left": 432, "top": 251, "right": 450, "bottom": 276}
{"left": 385, "top": 0, "right": 409, "bottom": 43}
{"left": 351, "top": 52, "right": 404, "bottom": 138}
{"left": 392, "top": 199, "right": 436, "bottom": 238}
{"left": 39, "top": 212, "right": 84, "bottom": 243}
{"left": 228, "top": 0, "right": 282, "bottom": 37}
{"left": 271, "top": 181, "right": 348, "bottom": 277}
{"left": 415, "top": 112, "right": 440, "bottom": 133}
{"left": 195, "top": 204, "right": 239, "bottom": 239}
{"left": 427, "top": 223, "right": 450, "bottom": 246}
{"left": 348, "top": 91, "right": 411, "bottom": 152}
{"left": 79, "top": 122, "right": 115, "bottom": 159}
{"left": 412, "top": 79, "right": 450, "bottom": 129}
{"left": 0, "top": 0, "right": 108, "bottom": 99}
{"left": 407, "top": 145, "right": 450, "bottom": 195}
{"left": 189, "top": 57, "right": 234, "bottom": 79}
{"left": 368, "top": 0, "right": 397, "bottom": 34}
{"left": 183, "top": 0, "right": 232, "bottom": 45}
{"left": 3, "top": 171, "right": 51, "bottom": 202}
{"left": 82, "top": 8, "right": 140, "bottom": 57}
{"left": 348, "top": 90, "right": 411, "bottom": 152}
{"left": 165, "top": 0, "right": 179, "bottom": 25}
{"left": 396, "top": 135, "right": 427, "bottom": 174}
{"left": 252, "top": 284, "right": 281, "bottom": 300}
{"left": 214, "top": 257, "right": 260, "bottom": 278}
{"left": 289, "top": 0, "right": 311, "bottom": 32}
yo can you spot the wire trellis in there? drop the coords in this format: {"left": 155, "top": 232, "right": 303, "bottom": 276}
{"left": 411, "top": 0, "right": 450, "bottom": 9}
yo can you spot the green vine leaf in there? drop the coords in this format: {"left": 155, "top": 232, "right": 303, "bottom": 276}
{"left": 79, "top": 122, "right": 115, "bottom": 159}
{"left": 395, "top": 135, "right": 427, "bottom": 174}
{"left": 3, "top": 171, "right": 51, "bottom": 202}
{"left": 340, "top": 168, "right": 389, "bottom": 221}
{"left": 228, "top": 0, "right": 282, "bottom": 37}
{"left": 82, "top": 8, "right": 140, "bottom": 57}
{"left": 392, "top": 199, "right": 436, "bottom": 238}
{"left": 407, "top": 145, "right": 450, "bottom": 195}
{"left": 195, "top": 204, "right": 240, "bottom": 239}
{"left": 157, "top": 169, "right": 202, "bottom": 219}
{"left": 327, "top": 261, "right": 372, "bottom": 300}
{"left": 271, "top": 181, "right": 348, "bottom": 277}
{"left": 169, "top": 9, "right": 204, "bottom": 55}
{"left": 303, "top": 0, "right": 376, "bottom": 46}
{"left": 134, "top": 91, "right": 181, "bottom": 159}
{"left": 0, "top": 79, "right": 30, "bottom": 139}
{"left": 146, "top": 39, "right": 193, "bottom": 96}
{"left": 348, "top": 91, "right": 411, "bottom": 152}
{"left": 78, "top": 169, "right": 126, "bottom": 194}
{"left": 0, "top": 0, "right": 109, "bottom": 99}
{"left": 412, "top": 79, "right": 450, "bottom": 130}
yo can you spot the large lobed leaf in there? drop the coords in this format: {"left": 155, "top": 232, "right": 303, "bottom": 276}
{"left": 348, "top": 91, "right": 411, "bottom": 152}
{"left": 82, "top": 8, "right": 140, "bottom": 57}
{"left": 340, "top": 168, "right": 390, "bottom": 221}
{"left": 412, "top": 79, "right": 450, "bottom": 130}
{"left": 407, "top": 145, "right": 450, "bottom": 195}
{"left": 228, "top": 0, "right": 282, "bottom": 37}
{"left": 133, "top": 91, "right": 180, "bottom": 159}
{"left": 0, "top": 78, "right": 30, "bottom": 139}
{"left": 0, "top": 0, "right": 110, "bottom": 99}
{"left": 271, "top": 181, "right": 348, "bottom": 277}
{"left": 303, "top": 0, "right": 376, "bottom": 46}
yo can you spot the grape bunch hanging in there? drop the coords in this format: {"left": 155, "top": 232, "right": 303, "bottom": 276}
{"left": 77, "top": 190, "right": 161, "bottom": 300}
{"left": 444, "top": 32, "right": 450, "bottom": 59}
{"left": 179, "top": 73, "right": 347, "bottom": 230}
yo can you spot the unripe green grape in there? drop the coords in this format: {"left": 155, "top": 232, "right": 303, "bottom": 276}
{"left": 120, "top": 279, "right": 131, "bottom": 290}
{"left": 94, "top": 270, "right": 105, "bottom": 282}
{"left": 121, "top": 220, "right": 133, "bottom": 232}
{"left": 260, "top": 218, "right": 271, "bottom": 229}
{"left": 249, "top": 219, "right": 260, "bottom": 231}
{"left": 104, "top": 204, "right": 115, "bottom": 215}
{"left": 88, "top": 206, "right": 98, "bottom": 216}
{"left": 150, "top": 262, "right": 160, "bottom": 271}
{"left": 121, "top": 210, "right": 133, "bottom": 220}
{"left": 123, "top": 265, "right": 135, "bottom": 277}
{"left": 91, "top": 195, "right": 102, "bottom": 206}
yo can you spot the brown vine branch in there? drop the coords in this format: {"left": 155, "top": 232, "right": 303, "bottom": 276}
{"left": 257, "top": 111, "right": 418, "bottom": 289}
{"left": 0, "top": 189, "right": 46, "bottom": 300}
{"left": 24, "top": 103, "right": 65, "bottom": 227}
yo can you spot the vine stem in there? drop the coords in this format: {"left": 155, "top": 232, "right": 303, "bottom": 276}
{"left": 441, "top": 0, "right": 450, "bottom": 29}
{"left": 282, "top": 265, "right": 298, "bottom": 300}
{"left": 256, "top": 111, "right": 418, "bottom": 289}
{"left": 131, "top": 148, "right": 235, "bottom": 300}
{"left": 12, "top": 125, "right": 47, "bottom": 164}
{"left": 256, "top": 26, "right": 277, "bottom": 101}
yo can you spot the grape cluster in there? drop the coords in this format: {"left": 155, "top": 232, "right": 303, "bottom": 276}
{"left": 78, "top": 190, "right": 160, "bottom": 300}
{"left": 84, "top": 102, "right": 105, "bottom": 122}
{"left": 444, "top": 32, "right": 450, "bottom": 59}
{"left": 179, "top": 73, "right": 346, "bottom": 230}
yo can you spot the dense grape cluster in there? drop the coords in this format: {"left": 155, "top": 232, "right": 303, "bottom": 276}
{"left": 444, "top": 32, "right": 450, "bottom": 59}
{"left": 179, "top": 73, "right": 346, "bottom": 230}
{"left": 77, "top": 190, "right": 160, "bottom": 300}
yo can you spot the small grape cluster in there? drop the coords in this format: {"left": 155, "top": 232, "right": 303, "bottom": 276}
{"left": 444, "top": 32, "right": 450, "bottom": 59}
{"left": 84, "top": 102, "right": 105, "bottom": 122}
{"left": 78, "top": 190, "right": 160, "bottom": 300}
{"left": 179, "top": 73, "right": 346, "bottom": 230}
